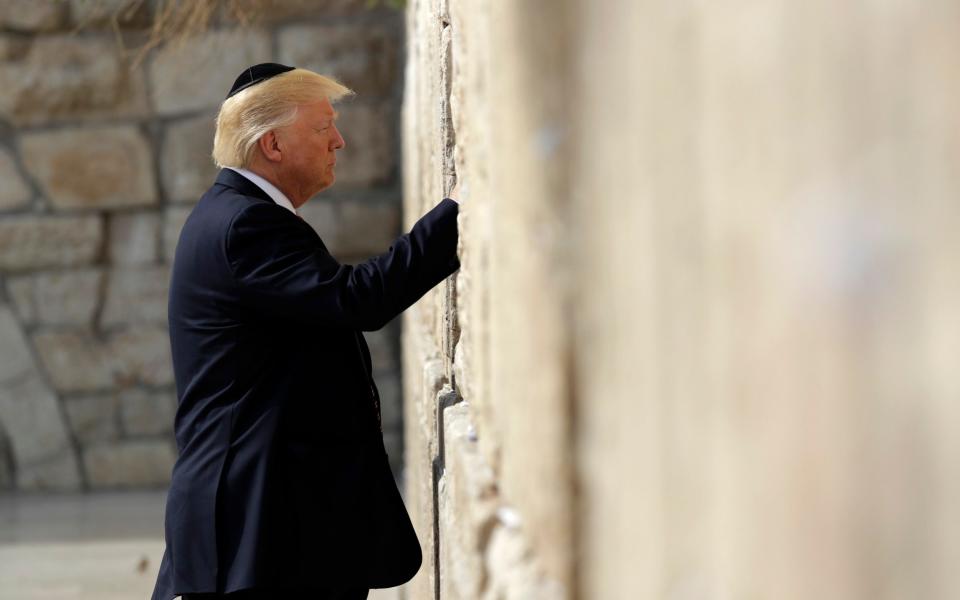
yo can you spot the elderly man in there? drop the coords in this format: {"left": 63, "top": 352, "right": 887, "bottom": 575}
{"left": 151, "top": 63, "right": 460, "bottom": 600}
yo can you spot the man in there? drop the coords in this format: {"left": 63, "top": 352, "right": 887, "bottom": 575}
{"left": 151, "top": 63, "right": 460, "bottom": 600}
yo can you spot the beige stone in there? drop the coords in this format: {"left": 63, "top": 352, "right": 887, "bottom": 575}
{"left": 223, "top": 0, "right": 368, "bottom": 24}
{"left": 161, "top": 113, "right": 219, "bottom": 203}
{"left": 101, "top": 266, "right": 171, "bottom": 326}
{"left": 119, "top": 388, "right": 176, "bottom": 437}
{"left": 69, "top": 0, "right": 151, "bottom": 29}
{"left": 0, "top": 35, "right": 148, "bottom": 125}
{"left": 278, "top": 22, "right": 399, "bottom": 96}
{"left": 149, "top": 29, "right": 270, "bottom": 115}
{"left": 21, "top": 125, "right": 157, "bottom": 210}
{"left": 108, "top": 212, "right": 160, "bottom": 266}
{"left": 0, "top": 146, "right": 32, "bottom": 211}
{"left": 334, "top": 103, "right": 396, "bottom": 187}
{"left": 0, "top": 0, "right": 68, "bottom": 32}
{"left": 16, "top": 452, "right": 82, "bottom": 491}
{"left": 0, "top": 215, "right": 102, "bottom": 272}
{"left": 64, "top": 395, "right": 120, "bottom": 446}
{"left": 6, "top": 269, "right": 103, "bottom": 327}
{"left": 83, "top": 439, "right": 175, "bottom": 488}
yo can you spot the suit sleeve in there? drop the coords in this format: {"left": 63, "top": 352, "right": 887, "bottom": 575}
{"left": 225, "top": 199, "right": 460, "bottom": 331}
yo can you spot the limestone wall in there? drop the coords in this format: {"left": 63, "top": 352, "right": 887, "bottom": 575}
{"left": 0, "top": 0, "right": 407, "bottom": 492}
{"left": 402, "top": 1, "right": 960, "bottom": 599}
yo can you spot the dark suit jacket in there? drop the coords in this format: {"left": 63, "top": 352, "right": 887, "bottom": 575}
{"left": 152, "top": 169, "right": 459, "bottom": 600}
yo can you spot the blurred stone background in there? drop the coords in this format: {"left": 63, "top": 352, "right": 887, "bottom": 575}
{"left": 0, "top": 0, "right": 407, "bottom": 492}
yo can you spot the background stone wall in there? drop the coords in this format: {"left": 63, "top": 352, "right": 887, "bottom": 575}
{"left": 0, "top": 0, "right": 408, "bottom": 492}
{"left": 402, "top": 1, "right": 960, "bottom": 599}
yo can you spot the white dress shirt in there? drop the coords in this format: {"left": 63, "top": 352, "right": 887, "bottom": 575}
{"left": 226, "top": 167, "right": 298, "bottom": 216}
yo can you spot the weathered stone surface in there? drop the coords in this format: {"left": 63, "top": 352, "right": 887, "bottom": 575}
{"left": 16, "top": 451, "right": 82, "bottom": 491}
{"left": 278, "top": 22, "right": 399, "bottom": 96}
{"left": 83, "top": 439, "right": 175, "bottom": 488}
{"left": 149, "top": 29, "right": 270, "bottom": 115}
{"left": 481, "top": 523, "right": 565, "bottom": 600}
{"left": 334, "top": 103, "right": 395, "bottom": 187}
{"left": 161, "top": 113, "right": 219, "bottom": 204}
{"left": 101, "top": 266, "right": 171, "bottom": 326}
{"left": 0, "top": 304, "right": 35, "bottom": 383}
{"left": 0, "top": 426, "right": 11, "bottom": 490}
{"left": 33, "top": 330, "right": 113, "bottom": 392}
{"left": 21, "top": 125, "right": 157, "bottom": 210}
{"left": 0, "top": 34, "right": 31, "bottom": 61}
{"left": 0, "top": 0, "right": 68, "bottom": 32}
{"left": 365, "top": 325, "right": 399, "bottom": 373}
{"left": 0, "top": 35, "right": 148, "bottom": 125}
{"left": 0, "top": 215, "right": 102, "bottom": 272}
{"left": 438, "top": 402, "right": 498, "bottom": 600}
{"left": 6, "top": 269, "right": 103, "bottom": 327}
{"left": 334, "top": 200, "right": 401, "bottom": 258}
{"left": 162, "top": 206, "right": 193, "bottom": 262}
{"left": 63, "top": 394, "right": 119, "bottom": 445}
{"left": 223, "top": 0, "right": 368, "bottom": 24}
{"left": 0, "top": 146, "right": 32, "bottom": 211}
{"left": 376, "top": 371, "right": 402, "bottom": 432}
{"left": 0, "top": 367, "right": 81, "bottom": 489}
{"left": 108, "top": 212, "right": 159, "bottom": 265}
{"left": 119, "top": 388, "right": 175, "bottom": 437}
{"left": 33, "top": 327, "right": 173, "bottom": 393}
{"left": 69, "top": 0, "right": 152, "bottom": 29}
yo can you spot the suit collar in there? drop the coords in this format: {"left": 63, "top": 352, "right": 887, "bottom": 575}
{"left": 214, "top": 168, "right": 274, "bottom": 205}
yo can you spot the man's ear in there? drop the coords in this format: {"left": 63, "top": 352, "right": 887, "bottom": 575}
{"left": 257, "top": 130, "right": 282, "bottom": 163}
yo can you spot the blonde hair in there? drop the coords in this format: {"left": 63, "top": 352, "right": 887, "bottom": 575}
{"left": 212, "top": 68, "right": 354, "bottom": 169}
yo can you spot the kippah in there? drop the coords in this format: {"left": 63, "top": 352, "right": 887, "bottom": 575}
{"left": 226, "top": 63, "right": 296, "bottom": 99}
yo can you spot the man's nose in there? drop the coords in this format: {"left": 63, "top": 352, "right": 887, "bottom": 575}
{"left": 331, "top": 125, "right": 345, "bottom": 150}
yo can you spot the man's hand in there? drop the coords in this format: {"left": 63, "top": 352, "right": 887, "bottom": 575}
{"left": 448, "top": 177, "right": 464, "bottom": 204}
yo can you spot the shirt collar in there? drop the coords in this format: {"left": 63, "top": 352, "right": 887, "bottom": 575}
{"left": 225, "top": 167, "right": 298, "bottom": 216}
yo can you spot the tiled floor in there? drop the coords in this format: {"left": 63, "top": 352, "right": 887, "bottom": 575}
{"left": 0, "top": 491, "right": 400, "bottom": 600}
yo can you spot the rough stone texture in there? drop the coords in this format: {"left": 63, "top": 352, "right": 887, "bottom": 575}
{"left": 0, "top": 306, "right": 81, "bottom": 490}
{"left": 119, "top": 388, "right": 176, "bottom": 437}
{"left": 21, "top": 125, "right": 157, "bottom": 211}
{"left": 162, "top": 206, "right": 193, "bottom": 263}
{"left": 101, "top": 266, "right": 171, "bottom": 326}
{"left": 33, "top": 327, "right": 173, "bottom": 393}
{"left": 63, "top": 394, "right": 120, "bottom": 446}
{"left": 334, "top": 103, "right": 396, "bottom": 188}
{"left": 82, "top": 439, "right": 175, "bottom": 488}
{"left": 0, "top": 215, "right": 102, "bottom": 272}
{"left": 148, "top": 29, "right": 270, "bottom": 115}
{"left": 6, "top": 269, "right": 103, "bottom": 327}
{"left": 0, "top": 147, "right": 32, "bottom": 211}
{"left": 223, "top": 0, "right": 369, "bottom": 24}
{"left": 69, "top": 0, "right": 152, "bottom": 29}
{"left": 108, "top": 212, "right": 159, "bottom": 266}
{"left": 161, "top": 113, "right": 219, "bottom": 204}
{"left": 278, "top": 22, "right": 399, "bottom": 97}
{"left": 0, "top": 35, "right": 148, "bottom": 125}
{"left": 0, "top": 0, "right": 68, "bottom": 32}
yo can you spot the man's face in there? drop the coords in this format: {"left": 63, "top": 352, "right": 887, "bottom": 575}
{"left": 279, "top": 97, "right": 345, "bottom": 201}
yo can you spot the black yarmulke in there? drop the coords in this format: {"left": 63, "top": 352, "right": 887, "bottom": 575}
{"left": 226, "top": 63, "right": 296, "bottom": 99}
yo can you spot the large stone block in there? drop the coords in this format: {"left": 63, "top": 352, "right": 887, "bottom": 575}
{"left": 278, "top": 22, "right": 399, "bottom": 97}
{"left": 33, "top": 327, "right": 173, "bottom": 393}
{"left": 83, "top": 439, "right": 175, "bottom": 488}
{"left": 438, "top": 402, "right": 499, "bottom": 600}
{"left": 0, "top": 0, "right": 68, "bottom": 32}
{"left": 0, "top": 35, "right": 148, "bottom": 125}
{"left": 21, "top": 125, "right": 157, "bottom": 210}
{"left": 0, "top": 146, "right": 32, "bottom": 211}
{"left": 161, "top": 113, "right": 219, "bottom": 204}
{"left": 6, "top": 269, "right": 103, "bottom": 327}
{"left": 119, "top": 388, "right": 176, "bottom": 437}
{"left": 16, "top": 451, "right": 82, "bottom": 491}
{"left": 63, "top": 394, "right": 120, "bottom": 446}
{"left": 0, "top": 304, "right": 36, "bottom": 383}
{"left": 149, "top": 29, "right": 270, "bottom": 115}
{"left": 108, "top": 211, "right": 160, "bottom": 265}
{"left": 0, "top": 215, "right": 102, "bottom": 272}
{"left": 334, "top": 103, "right": 396, "bottom": 187}
{"left": 101, "top": 266, "right": 171, "bottom": 326}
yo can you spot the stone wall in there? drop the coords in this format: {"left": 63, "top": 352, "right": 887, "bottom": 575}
{"left": 402, "top": 1, "right": 960, "bottom": 599}
{"left": 0, "top": 0, "right": 407, "bottom": 492}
